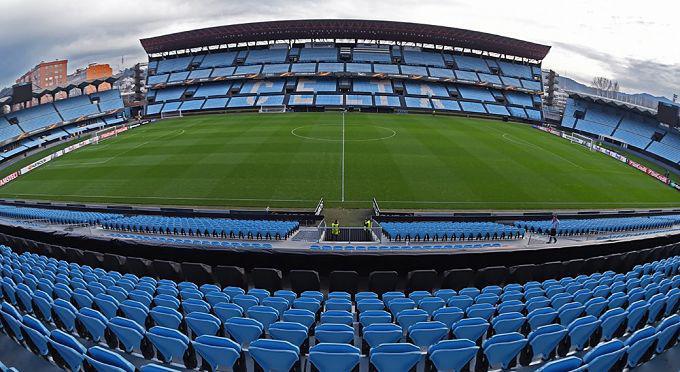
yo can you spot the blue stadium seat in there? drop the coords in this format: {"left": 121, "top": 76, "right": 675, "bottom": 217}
{"left": 83, "top": 346, "right": 135, "bottom": 372}
{"left": 369, "top": 343, "right": 421, "bottom": 372}
{"left": 492, "top": 312, "right": 526, "bottom": 334}
{"left": 282, "top": 308, "right": 316, "bottom": 330}
{"left": 145, "top": 326, "right": 191, "bottom": 365}
{"left": 452, "top": 317, "right": 489, "bottom": 343}
{"left": 75, "top": 307, "right": 108, "bottom": 342}
{"left": 48, "top": 329, "right": 87, "bottom": 371}
{"left": 224, "top": 317, "right": 263, "bottom": 348}
{"left": 625, "top": 325, "right": 657, "bottom": 368}
{"left": 309, "top": 343, "right": 361, "bottom": 372}
{"left": 20, "top": 314, "right": 50, "bottom": 357}
{"left": 480, "top": 332, "right": 527, "bottom": 370}
{"left": 186, "top": 311, "right": 221, "bottom": 337}
{"left": 315, "top": 323, "right": 354, "bottom": 344}
{"left": 580, "top": 339, "right": 627, "bottom": 371}
{"left": 321, "top": 310, "right": 353, "bottom": 326}
{"left": 106, "top": 316, "right": 145, "bottom": 354}
{"left": 191, "top": 335, "right": 242, "bottom": 371}
{"left": 247, "top": 305, "right": 280, "bottom": 331}
{"left": 428, "top": 339, "right": 478, "bottom": 371}
{"left": 363, "top": 323, "right": 402, "bottom": 350}
{"left": 149, "top": 306, "right": 183, "bottom": 329}
{"left": 269, "top": 321, "right": 309, "bottom": 350}
{"left": 408, "top": 321, "right": 448, "bottom": 350}
{"left": 249, "top": 339, "right": 300, "bottom": 372}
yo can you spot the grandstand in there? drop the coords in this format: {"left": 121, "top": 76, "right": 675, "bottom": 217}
{"left": 141, "top": 20, "right": 546, "bottom": 122}
{"left": 561, "top": 94, "right": 680, "bottom": 166}
{"left": 0, "top": 88, "right": 126, "bottom": 162}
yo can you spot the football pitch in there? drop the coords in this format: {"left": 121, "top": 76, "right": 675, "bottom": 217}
{"left": 0, "top": 112, "right": 678, "bottom": 210}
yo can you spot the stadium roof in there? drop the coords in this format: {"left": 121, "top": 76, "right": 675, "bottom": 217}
{"left": 568, "top": 91, "right": 658, "bottom": 116}
{"left": 140, "top": 19, "right": 551, "bottom": 60}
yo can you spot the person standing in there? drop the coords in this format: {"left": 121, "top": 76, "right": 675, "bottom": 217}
{"left": 548, "top": 214, "right": 560, "bottom": 244}
{"left": 364, "top": 218, "right": 373, "bottom": 240}
{"left": 331, "top": 220, "right": 340, "bottom": 241}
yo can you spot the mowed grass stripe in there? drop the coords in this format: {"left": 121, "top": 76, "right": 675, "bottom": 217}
{"left": 0, "top": 112, "right": 677, "bottom": 210}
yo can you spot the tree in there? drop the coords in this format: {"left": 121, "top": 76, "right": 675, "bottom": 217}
{"left": 592, "top": 77, "right": 620, "bottom": 98}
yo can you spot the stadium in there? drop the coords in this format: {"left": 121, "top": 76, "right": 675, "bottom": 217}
{"left": 0, "top": 16, "right": 678, "bottom": 372}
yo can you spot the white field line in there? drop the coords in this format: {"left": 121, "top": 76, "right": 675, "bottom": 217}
{"left": 341, "top": 112, "right": 345, "bottom": 202}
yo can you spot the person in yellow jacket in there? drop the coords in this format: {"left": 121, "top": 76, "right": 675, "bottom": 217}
{"left": 331, "top": 220, "right": 340, "bottom": 241}
{"left": 364, "top": 219, "right": 372, "bottom": 240}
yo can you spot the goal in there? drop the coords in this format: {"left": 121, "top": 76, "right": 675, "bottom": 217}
{"left": 259, "top": 105, "right": 287, "bottom": 113}
{"left": 565, "top": 132, "right": 595, "bottom": 151}
{"left": 94, "top": 124, "right": 129, "bottom": 143}
{"left": 160, "top": 110, "right": 183, "bottom": 119}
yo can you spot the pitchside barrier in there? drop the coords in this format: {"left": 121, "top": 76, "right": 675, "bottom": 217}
{"left": 534, "top": 125, "right": 679, "bottom": 192}
{"left": 0, "top": 124, "right": 131, "bottom": 188}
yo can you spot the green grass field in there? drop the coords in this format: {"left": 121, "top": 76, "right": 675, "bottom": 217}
{"left": 0, "top": 112, "right": 677, "bottom": 210}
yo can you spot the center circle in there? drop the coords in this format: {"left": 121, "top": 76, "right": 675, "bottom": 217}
{"left": 290, "top": 123, "right": 397, "bottom": 142}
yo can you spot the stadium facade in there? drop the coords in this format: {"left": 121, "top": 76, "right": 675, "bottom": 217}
{"left": 141, "top": 19, "right": 549, "bottom": 121}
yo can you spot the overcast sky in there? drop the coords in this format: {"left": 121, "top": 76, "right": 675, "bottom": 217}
{"left": 1, "top": 0, "right": 678, "bottom": 97}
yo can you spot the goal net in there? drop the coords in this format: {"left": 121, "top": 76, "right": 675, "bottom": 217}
{"left": 259, "top": 105, "right": 287, "bottom": 113}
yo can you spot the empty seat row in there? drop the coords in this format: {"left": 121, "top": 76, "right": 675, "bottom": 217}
{"left": 381, "top": 221, "right": 524, "bottom": 241}
{"left": 2, "top": 243, "right": 680, "bottom": 371}
{"left": 515, "top": 216, "right": 677, "bottom": 235}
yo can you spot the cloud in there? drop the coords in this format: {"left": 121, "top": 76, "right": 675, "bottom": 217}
{"left": 544, "top": 42, "right": 680, "bottom": 97}
{"left": 0, "top": 0, "right": 677, "bottom": 100}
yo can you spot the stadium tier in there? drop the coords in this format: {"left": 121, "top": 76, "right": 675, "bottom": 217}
{"left": 0, "top": 89, "right": 126, "bottom": 162}
{"left": 141, "top": 20, "right": 546, "bottom": 122}
{"left": 561, "top": 94, "right": 680, "bottom": 166}
{"left": 1, "top": 243, "right": 680, "bottom": 371}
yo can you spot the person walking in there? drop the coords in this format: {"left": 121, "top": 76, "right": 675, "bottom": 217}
{"left": 548, "top": 214, "right": 560, "bottom": 244}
